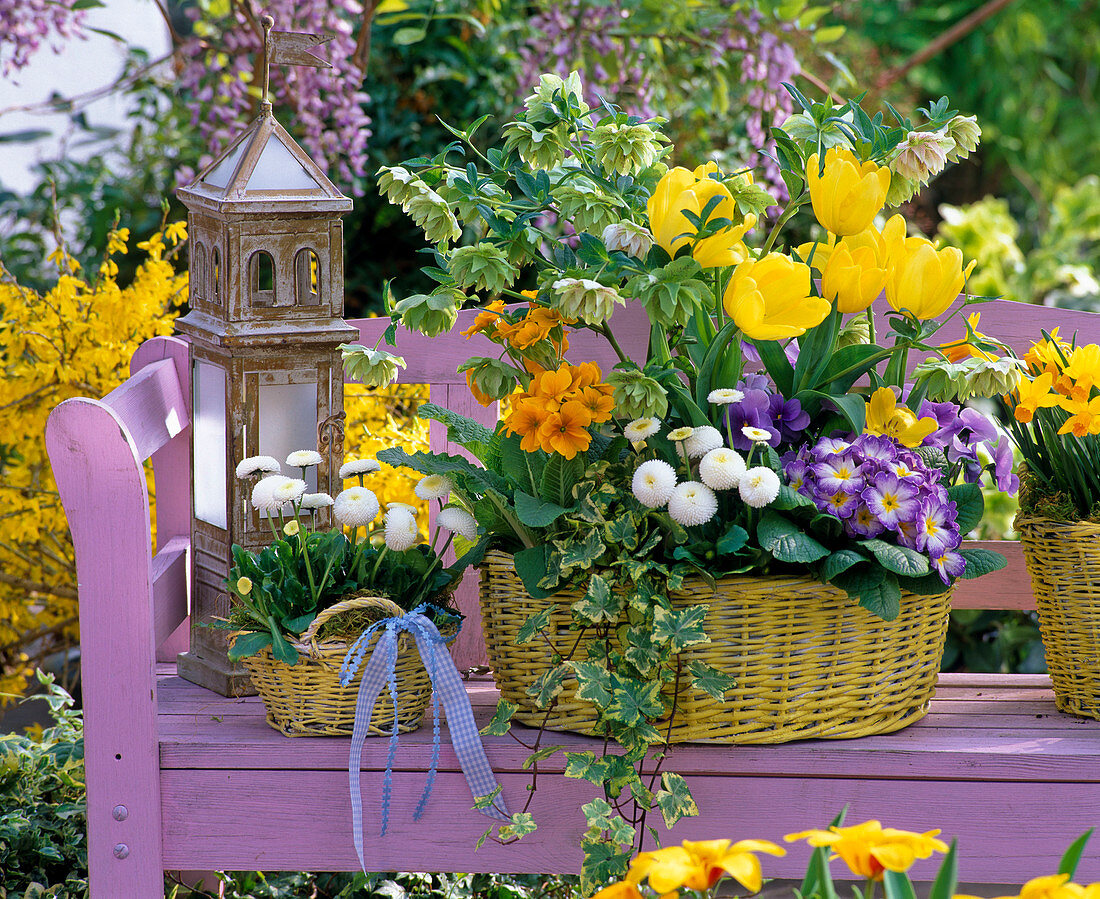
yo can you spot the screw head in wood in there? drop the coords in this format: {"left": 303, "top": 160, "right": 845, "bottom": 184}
{"left": 113, "top": 843, "right": 130, "bottom": 859}
{"left": 112, "top": 805, "right": 128, "bottom": 821}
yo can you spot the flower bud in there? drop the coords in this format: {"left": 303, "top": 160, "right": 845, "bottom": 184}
{"left": 447, "top": 243, "right": 519, "bottom": 294}
{"left": 604, "top": 369, "right": 669, "bottom": 420}
{"left": 891, "top": 131, "right": 955, "bottom": 182}
{"left": 393, "top": 288, "right": 464, "bottom": 337}
{"left": 836, "top": 312, "right": 871, "bottom": 350}
{"left": 523, "top": 71, "right": 589, "bottom": 124}
{"left": 590, "top": 122, "right": 666, "bottom": 176}
{"left": 602, "top": 221, "right": 655, "bottom": 259}
{"left": 551, "top": 277, "right": 625, "bottom": 326}
{"left": 945, "top": 115, "right": 981, "bottom": 163}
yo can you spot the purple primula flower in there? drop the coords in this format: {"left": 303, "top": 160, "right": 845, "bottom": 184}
{"left": 784, "top": 457, "right": 812, "bottom": 494}
{"left": 895, "top": 518, "right": 921, "bottom": 550}
{"left": 914, "top": 499, "right": 961, "bottom": 557}
{"left": 849, "top": 503, "right": 886, "bottom": 537}
{"left": 862, "top": 473, "right": 921, "bottom": 529}
{"left": 858, "top": 434, "right": 899, "bottom": 463}
{"left": 813, "top": 436, "right": 853, "bottom": 459}
{"left": 818, "top": 489, "right": 859, "bottom": 519}
{"left": 992, "top": 436, "right": 1019, "bottom": 494}
{"left": 768, "top": 393, "right": 811, "bottom": 444}
{"left": 931, "top": 550, "right": 967, "bottom": 584}
{"left": 812, "top": 453, "right": 866, "bottom": 495}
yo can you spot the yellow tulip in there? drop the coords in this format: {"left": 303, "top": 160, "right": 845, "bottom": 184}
{"left": 722, "top": 253, "right": 830, "bottom": 340}
{"left": 885, "top": 236, "right": 977, "bottom": 320}
{"left": 785, "top": 819, "right": 948, "bottom": 882}
{"left": 647, "top": 166, "right": 756, "bottom": 268}
{"left": 821, "top": 239, "right": 887, "bottom": 313}
{"left": 628, "top": 838, "right": 785, "bottom": 894}
{"left": 806, "top": 147, "right": 891, "bottom": 236}
{"left": 864, "top": 387, "right": 939, "bottom": 448}
{"left": 960, "top": 873, "right": 1100, "bottom": 899}
{"left": 590, "top": 882, "right": 643, "bottom": 899}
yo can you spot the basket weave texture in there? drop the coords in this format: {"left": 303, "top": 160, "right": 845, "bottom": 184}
{"left": 1017, "top": 515, "right": 1100, "bottom": 720}
{"left": 479, "top": 550, "right": 952, "bottom": 744}
{"left": 237, "top": 595, "right": 454, "bottom": 737}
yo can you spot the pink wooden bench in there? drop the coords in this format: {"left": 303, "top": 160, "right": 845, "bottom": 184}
{"left": 45, "top": 298, "right": 1100, "bottom": 898}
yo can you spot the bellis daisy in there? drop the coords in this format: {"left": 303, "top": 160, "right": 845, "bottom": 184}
{"left": 283, "top": 520, "right": 300, "bottom": 536}
{"left": 235, "top": 455, "right": 280, "bottom": 479}
{"left": 286, "top": 450, "right": 324, "bottom": 469}
{"left": 384, "top": 507, "right": 419, "bottom": 551}
{"left": 415, "top": 474, "right": 454, "bottom": 501}
{"left": 666, "top": 481, "right": 719, "bottom": 526}
{"left": 340, "top": 458, "right": 381, "bottom": 479}
{"left": 624, "top": 417, "right": 660, "bottom": 443}
{"left": 684, "top": 425, "right": 724, "bottom": 459}
{"left": 299, "top": 492, "right": 335, "bottom": 511}
{"left": 707, "top": 388, "right": 745, "bottom": 405}
{"left": 741, "top": 426, "right": 773, "bottom": 444}
{"left": 632, "top": 459, "right": 678, "bottom": 508}
{"left": 333, "top": 487, "right": 381, "bottom": 527}
{"left": 698, "top": 448, "right": 747, "bottom": 490}
{"left": 667, "top": 426, "right": 695, "bottom": 443}
{"left": 739, "top": 467, "right": 781, "bottom": 508}
{"left": 437, "top": 507, "right": 479, "bottom": 541}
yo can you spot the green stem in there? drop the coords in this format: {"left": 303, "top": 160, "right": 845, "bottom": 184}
{"left": 760, "top": 194, "right": 806, "bottom": 255}
{"left": 596, "top": 322, "right": 631, "bottom": 366}
{"left": 863, "top": 877, "right": 877, "bottom": 899}
{"left": 865, "top": 306, "right": 876, "bottom": 346}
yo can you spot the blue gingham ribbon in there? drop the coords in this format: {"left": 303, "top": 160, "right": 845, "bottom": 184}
{"left": 339, "top": 604, "right": 510, "bottom": 870}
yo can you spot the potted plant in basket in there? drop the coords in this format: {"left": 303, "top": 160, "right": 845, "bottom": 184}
{"left": 996, "top": 331, "right": 1100, "bottom": 720}
{"left": 342, "top": 73, "right": 1014, "bottom": 889}
{"left": 223, "top": 450, "right": 478, "bottom": 737}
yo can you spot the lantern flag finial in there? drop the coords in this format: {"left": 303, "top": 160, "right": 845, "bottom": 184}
{"left": 260, "top": 16, "right": 334, "bottom": 112}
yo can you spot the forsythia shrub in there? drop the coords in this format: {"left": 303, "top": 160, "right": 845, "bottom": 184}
{"left": 0, "top": 222, "right": 187, "bottom": 702}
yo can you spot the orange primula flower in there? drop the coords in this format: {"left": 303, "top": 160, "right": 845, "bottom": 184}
{"left": 538, "top": 400, "right": 593, "bottom": 458}
{"left": 460, "top": 299, "right": 507, "bottom": 339}
{"left": 576, "top": 385, "right": 615, "bottom": 423}
{"left": 531, "top": 365, "right": 575, "bottom": 409}
{"left": 570, "top": 360, "right": 604, "bottom": 391}
{"left": 505, "top": 399, "right": 551, "bottom": 452}
{"left": 465, "top": 368, "right": 495, "bottom": 406}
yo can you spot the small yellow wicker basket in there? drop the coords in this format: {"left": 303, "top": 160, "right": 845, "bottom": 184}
{"left": 1017, "top": 514, "right": 1100, "bottom": 720}
{"left": 236, "top": 595, "right": 456, "bottom": 738}
{"left": 479, "top": 550, "right": 952, "bottom": 744}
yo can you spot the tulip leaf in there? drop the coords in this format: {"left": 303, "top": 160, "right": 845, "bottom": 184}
{"left": 794, "top": 304, "right": 841, "bottom": 392}
{"left": 928, "top": 840, "right": 959, "bottom": 899}
{"left": 750, "top": 338, "right": 795, "bottom": 397}
{"left": 818, "top": 342, "right": 889, "bottom": 393}
{"left": 884, "top": 870, "right": 919, "bottom": 899}
{"left": 695, "top": 318, "right": 742, "bottom": 410}
{"left": 1058, "top": 829, "right": 1093, "bottom": 877}
{"left": 956, "top": 547, "right": 1007, "bottom": 579}
{"left": 803, "top": 389, "right": 867, "bottom": 435}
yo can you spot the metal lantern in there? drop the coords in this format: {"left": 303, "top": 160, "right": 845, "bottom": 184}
{"left": 174, "top": 94, "right": 356, "bottom": 695}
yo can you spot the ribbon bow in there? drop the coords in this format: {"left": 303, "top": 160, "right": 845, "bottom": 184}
{"left": 340, "top": 604, "right": 510, "bottom": 871}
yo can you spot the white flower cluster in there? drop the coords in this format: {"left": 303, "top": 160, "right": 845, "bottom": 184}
{"left": 629, "top": 425, "right": 782, "bottom": 527}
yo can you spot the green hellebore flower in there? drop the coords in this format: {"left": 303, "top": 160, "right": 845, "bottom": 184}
{"left": 885, "top": 171, "right": 922, "bottom": 208}
{"left": 447, "top": 243, "right": 519, "bottom": 295}
{"left": 340, "top": 344, "right": 407, "bottom": 389}
{"left": 405, "top": 189, "right": 462, "bottom": 248}
{"left": 836, "top": 312, "right": 871, "bottom": 350}
{"left": 626, "top": 257, "right": 708, "bottom": 330}
{"left": 551, "top": 277, "right": 625, "bottom": 326}
{"left": 554, "top": 178, "right": 625, "bottom": 236}
{"left": 945, "top": 115, "right": 981, "bottom": 163}
{"left": 376, "top": 165, "right": 424, "bottom": 208}
{"left": 604, "top": 369, "right": 669, "bottom": 420}
{"left": 590, "top": 122, "right": 666, "bottom": 177}
{"left": 523, "top": 71, "right": 589, "bottom": 125}
{"left": 456, "top": 357, "right": 520, "bottom": 402}
{"left": 393, "top": 288, "right": 464, "bottom": 338}
{"left": 503, "top": 121, "right": 571, "bottom": 171}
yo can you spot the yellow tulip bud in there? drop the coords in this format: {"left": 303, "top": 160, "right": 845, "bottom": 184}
{"left": 821, "top": 240, "right": 887, "bottom": 313}
{"left": 885, "top": 236, "right": 977, "bottom": 320}
{"left": 806, "top": 147, "right": 891, "bottom": 236}
{"left": 647, "top": 167, "right": 755, "bottom": 268}
{"left": 722, "top": 253, "right": 831, "bottom": 340}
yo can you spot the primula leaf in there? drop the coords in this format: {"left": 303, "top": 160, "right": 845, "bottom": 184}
{"left": 652, "top": 605, "right": 710, "bottom": 653}
{"left": 526, "top": 663, "right": 571, "bottom": 709}
{"left": 957, "top": 548, "right": 1008, "bottom": 579}
{"left": 514, "top": 490, "right": 570, "bottom": 527}
{"left": 514, "top": 602, "right": 557, "bottom": 646}
{"left": 655, "top": 772, "right": 699, "bottom": 829}
{"left": 820, "top": 549, "right": 867, "bottom": 583}
{"left": 758, "top": 512, "right": 830, "bottom": 563}
{"left": 858, "top": 539, "right": 930, "bottom": 577}
{"left": 898, "top": 572, "right": 954, "bottom": 595}
{"left": 480, "top": 698, "right": 518, "bottom": 736}
{"left": 771, "top": 485, "right": 816, "bottom": 511}
{"left": 378, "top": 447, "right": 507, "bottom": 493}
{"left": 540, "top": 453, "right": 585, "bottom": 506}
{"left": 947, "top": 482, "right": 984, "bottom": 534}
{"left": 834, "top": 566, "right": 902, "bottom": 620}
{"left": 226, "top": 630, "right": 273, "bottom": 661}
{"left": 716, "top": 524, "right": 749, "bottom": 555}
{"left": 688, "top": 660, "right": 736, "bottom": 700}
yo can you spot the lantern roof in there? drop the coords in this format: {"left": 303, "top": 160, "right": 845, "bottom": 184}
{"left": 178, "top": 105, "right": 352, "bottom": 213}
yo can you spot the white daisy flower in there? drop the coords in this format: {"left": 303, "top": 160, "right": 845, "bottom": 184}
{"left": 270, "top": 477, "right": 308, "bottom": 507}
{"left": 334, "top": 487, "right": 381, "bottom": 527}
{"left": 384, "top": 507, "right": 419, "bottom": 551}
{"left": 667, "top": 426, "right": 695, "bottom": 443}
{"left": 739, "top": 467, "right": 781, "bottom": 508}
{"left": 388, "top": 502, "right": 419, "bottom": 515}
{"left": 741, "top": 426, "right": 773, "bottom": 444}
{"left": 631, "top": 459, "right": 677, "bottom": 509}
{"left": 299, "top": 492, "right": 334, "bottom": 510}
{"left": 707, "top": 388, "right": 744, "bottom": 405}
{"left": 683, "top": 425, "right": 724, "bottom": 459}
{"left": 698, "top": 448, "right": 747, "bottom": 490}
{"left": 436, "top": 507, "right": 478, "bottom": 541}
{"left": 666, "top": 481, "right": 719, "bottom": 527}
{"left": 286, "top": 450, "right": 323, "bottom": 469}
{"left": 623, "top": 417, "right": 660, "bottom": 443}
{"left": 251, "top": 475, "right": 304, "bottom": 514}
{"left": 339, "top": 458, "right": 381, "bottom": 478}
{"left": 235, "top": 455, "right": 280, "bottom": 479}
{"left": 414, "top": 474, "right": 454, "bottom": 501}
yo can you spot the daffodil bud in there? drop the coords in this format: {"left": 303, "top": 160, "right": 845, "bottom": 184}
{"left": 447, "top": 243, "right": 519, "bottom": 294}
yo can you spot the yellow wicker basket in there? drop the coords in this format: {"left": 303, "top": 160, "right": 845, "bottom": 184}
{"left": 479, "top": 550, "right": 952, "bottom": 744}
{"left": 1016, "top": 515, "right": 1100, "bottom": 720}
{"left": 236, "top": 595, "right": 456, "bottom": 738}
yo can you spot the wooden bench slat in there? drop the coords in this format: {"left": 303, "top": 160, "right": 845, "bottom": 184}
{"left": 151, "top": 536, "right": 189, "bottom": 649}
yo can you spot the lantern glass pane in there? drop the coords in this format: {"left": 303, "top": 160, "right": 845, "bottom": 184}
{"left": 248, "top": 137, "right": 322, "bottom": 191}
{"left": 258, "top": 381, "right": 319, "bottom": 509}
{"left": 193, "top": 360, "right": 228, "bottom": 529}
{"left": 202, "top": 141, "right": 247, "bottom": 189}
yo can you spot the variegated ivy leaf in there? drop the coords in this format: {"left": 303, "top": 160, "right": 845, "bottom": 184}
{"left": 581, "top": 797, "right": 615, "bottom": 830}
{"left": 521, "top": 744, "right": 565, "bottom": 769}
{"left": 604, "top": 514, "right": 640, "bottom": 552}
{"left": 573, "top": 574, "right": 623, "bottom": 625}
{"left": 526, "top": 663, "right": 570, "bottom": 708}
{"left": 514, "top": 605, "right": 557, "bottom": 646}
{"left": 472, "top": 785, "right": 503, "bottom": 809}
{"left": 479, "top": 698, "right": 518, "bottom": 736}
{"left": 601, "top": 753, "right": 642, "bottom": 797}
{"left": 555, "top": 528, "right": 606, "bottom": 579}
{"left": 606, "top": 674, "right": 664, "bottom": 727}
{"left": 569, "top": 660, "right": 612, "bottom": 706}
{"left": 564, "top": 751, "right": 604, "bottom": 783}
{"left": 498, "top": 812, "right": 537, "bottom": 840}
{"left": 622, "top": 624, "right": 661, "bottom": 675}
{"left": 655, "top": 772, "right": 699, "bottom": 829}
{"left": 652, "top": 605, "right": 711, "bottom": 653}
{"left": 688, "top": 660, "right": 736, "bottom": 701}
{"left": 607, "top": 816, "right": 635, "bottom": 847}
{"left": 580, "top": 839, "right": 631, "bottom": 897}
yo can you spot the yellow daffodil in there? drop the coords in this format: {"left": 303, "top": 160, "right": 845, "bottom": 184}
{"left": 1024, "top": 329, "right": 1071, "bottom": 376}
{"left": 821, "top": 239, "right": 887, "bottom": 313}
{"left": 864, "top": 387, "right": 939, "bottom": 447}
{"left": 1055, "top": 394, "right": 1100, "bottom": 438}
{"left": 647, "top": 166, "right": 756, "bottom": 268}
{"left": 1062, "top": 343, "right": 1100, "bottom": 400}
{"left": 806, "top": 147, "right": 891, "bottom": 236}
{"left": 722, "top": 253, "right": 830, "bottom": 340}
{"left": 885, "top": 236, "right": 977, "bottom": 320}
{"left": 785, "top": 819, "right": 947, "bottom": 882}
{"left": 957, "top": 872, "right": 1100, "bottom": 899}
{"left": 1010, "top": 371, "right": 1060, "bottom": 423}
{"left": 627, "top": 838, "right": 785, "bottom": 894}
